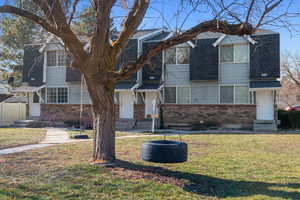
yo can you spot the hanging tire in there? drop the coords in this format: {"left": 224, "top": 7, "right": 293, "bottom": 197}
{"left": 141, "top": 140, "right": 188, "bottom": 163}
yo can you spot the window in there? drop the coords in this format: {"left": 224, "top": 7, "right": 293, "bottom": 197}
{"left": 220, "top": 85, "right": 249, "bottom": 104}
{"left": 235, "top": 44, "right": 249, "bottom": 63}
{"left": 165, "top": 47, "right": 190, "bottom": 65}
{"left": 164, "top": 86, "right": 191, "bottom": 104}
{"left": 220, "top": 86, "right": 234, "bottom": 104}
{"left": 177, "top": 47, "right": 189, "bottom": 64}
{"left": 57, "top": 51, "right": 67, "bottom": 66}
{"left": 46, "top": 87, "right": 68, "bottom": 103}
{"left": 47, "top": 88, "right": 57, "bottom": 103}
{"left": 220, "top": 45, "right": 234, "bottom": 63}
{"left": 177, "top": 87, "right": 191, "bottom": 104}
{"left": 47, "top": 51, "right": 56, "bottom": 66}
{"left": 235, "top": 86, "right": 249, "bottom": 104}
{"left": 220, "top": 44, "right": 249, "bottom": 63}
{"left": 33, "top": 93, "right": 39, "bottom": 103}
{"left": 58, "top": 88, "right": 68, "bottom": 103}
{"left": 47, "top": 51, "right": 70, "bottom": 66}
{"left": 165, "top": 48, "right": 176, "bottom": 64}
{"left": 164, "top": 87, "right": 176, "bottom": 103}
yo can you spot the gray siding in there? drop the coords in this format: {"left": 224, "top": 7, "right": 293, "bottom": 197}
{"left": 165, "top": 64, "right": 190, "bottom": 86}
{"left": 68, "top": 83, "right": 91, "bottom": 104}
{"left": 191, "top": 83, "right": 219, "bottom": 104}
{"left": 221, "top": 35, "right": 248, "bottom": 45}
{"left": 219, "top": 63, "right": 249, "bottom": 84}
{"left": 46, "top": 67, "right": 66, "bottom": 86}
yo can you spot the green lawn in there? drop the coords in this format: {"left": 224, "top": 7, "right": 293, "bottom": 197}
{"left": 0, "top": 128, "right": 46, "bottom": 150}
{"left": 1, "top": 134, "right": 300, "bottom": 199}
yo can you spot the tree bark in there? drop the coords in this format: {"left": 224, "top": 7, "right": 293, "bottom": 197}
{"left": 85, "top": 76, "right": 116, "bottom": 163}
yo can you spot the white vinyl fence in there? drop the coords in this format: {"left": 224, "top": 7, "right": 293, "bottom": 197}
{"left": 0, "top": 103, "right": 26, "bottom": 126}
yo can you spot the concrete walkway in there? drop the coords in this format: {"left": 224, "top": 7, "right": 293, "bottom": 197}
{"left": 0, "top": 128, "right": 70, "bottom": 156}
{"left": 0, "top": 128, "right": 163, "bottom": 156}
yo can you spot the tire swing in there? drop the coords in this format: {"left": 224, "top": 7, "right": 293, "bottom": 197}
{"left": 141, "top": 100, "right": 188, "bottom": 163}
{"left": 74, "top": 75, "right": 89, "bottom": 139}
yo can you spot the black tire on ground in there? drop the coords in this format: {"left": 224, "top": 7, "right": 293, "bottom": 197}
{"left": 141, "top": 140, "right": 188, "bottom": 163}
{"left": 74, "top": 134, "right": 89, "bottom": 139}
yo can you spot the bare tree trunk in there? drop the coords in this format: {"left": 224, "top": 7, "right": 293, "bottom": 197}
{"left": 85, "top": 77, "right": 116, "bottom": 163}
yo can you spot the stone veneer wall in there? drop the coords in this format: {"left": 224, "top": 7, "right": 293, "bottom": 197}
{"left": 160, "top": 104, "right": 257, "bottom": 128}
{"left": 40, "top": 104, "right": 145, "bottom": 123}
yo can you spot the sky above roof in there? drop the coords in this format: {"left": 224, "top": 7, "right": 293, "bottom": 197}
{"left": 1, "top": 0, "right": 299, "bottom": 53}
{"left": 111, "top": 0, "right": 300, "bottom": 53}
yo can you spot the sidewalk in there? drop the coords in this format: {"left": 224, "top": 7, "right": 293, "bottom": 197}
{"left": 0, "top": 128, "right": 70, "bottom": 156}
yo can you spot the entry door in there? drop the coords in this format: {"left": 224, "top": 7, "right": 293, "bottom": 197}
{"left": 29, "top": 93, "right": 41, "bottom": 117}
{"left": 119, "top": 92, "right": 134, "bottom": 119}
{"left": 145, "top": 92, "right": 158, "bottom": 117}
{"left": 256, "top": 90, "right": 274, "bottom": 120}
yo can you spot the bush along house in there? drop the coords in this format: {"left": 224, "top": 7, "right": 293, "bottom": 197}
{"left": 16, "top": 28, "right": 281, "bottom": 131}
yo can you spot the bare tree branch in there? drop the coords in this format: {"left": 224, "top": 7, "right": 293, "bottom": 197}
{"left": 0, "top": 4, "right": 62, "bottom": 36}
{"left": 113, "top": 0, "right": 150, "bottom": 55}
{"left": 68, "top": 0, "right": 81, "bottom": 25}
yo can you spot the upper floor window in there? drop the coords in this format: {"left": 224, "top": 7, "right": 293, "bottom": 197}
{"left": 47, "top": 51, "right": 71, "bottom": 67}
{"left": 165, "top": 47, "right": 190, "bottom": 65}
{"left": 220, "top": 44, "right": 249, "bottom": 63}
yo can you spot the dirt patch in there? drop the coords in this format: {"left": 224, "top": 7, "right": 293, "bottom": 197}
{"left": 107, "top": 160, "right": 185, "bottom": 187}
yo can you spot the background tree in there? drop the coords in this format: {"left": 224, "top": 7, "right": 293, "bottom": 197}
{"left": 0, "top": 0, "right": 40, "bottom": 83}
{"left": 0, "top": 0, "right": 297, "bottom": 164}
{"left": 279, "top": 51, "right": 300, "bottom": 108}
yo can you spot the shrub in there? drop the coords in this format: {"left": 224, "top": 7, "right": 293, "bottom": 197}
{"left": 278, "top": 110, "right": 300, "bottom": 129}
{"left": 278, "top": 110, "right": 291, "bottom": 129}
{"left": 288, "top": 111, "right": 300, "bottom": 129}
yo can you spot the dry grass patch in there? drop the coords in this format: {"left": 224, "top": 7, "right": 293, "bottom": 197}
{"left": 1, "top": 134, "right": 300, "bottom": 199}
{"left": 0, "top": 128, "right": 46, "bottom": 150}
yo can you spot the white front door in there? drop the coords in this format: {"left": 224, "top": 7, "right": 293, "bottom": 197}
{"left": 256, "top": 90, "right": 274, "bottom": 120}
{"left": 119, "top": 91, "right": 134, "bottom": 119}
{"left": 145, "top": 92, "right": 158, "bottom": 117}
{"left": 29, "top": 93, "right": 41, "bottom": 117}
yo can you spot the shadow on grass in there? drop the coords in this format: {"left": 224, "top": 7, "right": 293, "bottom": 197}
{"left": 112, "top": 159, "right": 300, "bottom": 199}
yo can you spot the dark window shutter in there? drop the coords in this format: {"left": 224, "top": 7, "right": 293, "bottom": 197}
{"left": 142, "top": 42, "right": 162, "bottom": 82}
{"left": 190, "top": 38, "right": 218, "bottom": 81}
{"left": 250, "top": 34, "right": 280, "bottom": 80}
{"left": 23, "top": 45, "right": 44, "bottom": 86}
{"left": 66, "top": 67, "right": 82, "bottom": 82}
{"left": 116, "top": 39, "right": 138, "bottom": 81}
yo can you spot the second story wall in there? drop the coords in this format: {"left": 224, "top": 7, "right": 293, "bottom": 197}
{"left": 44, "top": 44, "right": 68, "bottom": 86}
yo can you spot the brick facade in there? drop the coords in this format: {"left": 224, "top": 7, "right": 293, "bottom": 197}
{"left": 160, "top": 104, "right": 257, "bottom": 128}
{"left": 40, "top": 104, "right": 93, "bottom": 125}
{"left": 134, "top": 104, "right": 146, "bottom": 120}
{"left": 40, "top": 103, "right": 145, "bottom": 124}
{"left": 40, "top": 103, "right": 256, "bottom": 129}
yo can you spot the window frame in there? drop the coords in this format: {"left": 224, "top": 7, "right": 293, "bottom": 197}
{"left": 163, "top": 85, "right": 191, "bottom": 104}
{"left": 164, "top": 46, "right": 190, "bottom": 65}
{"left": 219, "top": 43, "right": 250, "bottom": 64}
{"left": 46, "top": 50, "right": 69, "bottom": 67}
{"left": 45, "top": 87, "right": 69, "bottom": 104}
{"left": 219, "top": 84, "right": 249, "bottom": 104}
